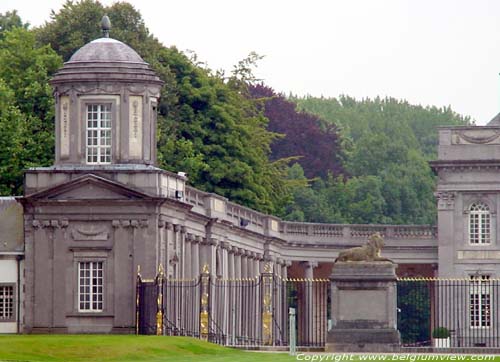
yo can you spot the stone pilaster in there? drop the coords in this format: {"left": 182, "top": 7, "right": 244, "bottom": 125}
{"left": 237, "top": 248, "right": 245, "bottom": 278}
{"left": 208, "top": 238, "right": 218, "bottom": 276}
{"left": 220, "top": 241, "right": 231, "bottom": 279}
{"left": 191, "top": 235, "right": 200, "bottom": 278}
{"left": 228, "top": 246, "right": 235, "bottom": 279}
{"left": 300, "top": 261, "right": 318, "bottom": 345}
{"left": 283, "top": 260, "right": 291, "bottom": 280}
{"left": 180, "top": 226, "right": 187, "bottom": 278}
{"left": 173, "top": 224, "right": 181, "bottom": 278}
{"left": 233, "top": 247, "right": 242, "bottom": 279}
{"left": 183, "top": 233, "right": 192, "bottom": 279}
{"left": 165, "top": 222, "right": 174, "bottom": 278}
{"left": 255, "top": 253, "right": 263, "bottom": 277}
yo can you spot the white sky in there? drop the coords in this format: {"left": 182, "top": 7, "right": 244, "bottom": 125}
{"left": 2, "top": 0, "right": 500, "bottom": 124}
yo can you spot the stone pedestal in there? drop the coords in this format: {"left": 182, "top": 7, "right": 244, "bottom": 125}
{"left": 326, "top": 262, "right": 400, "bottom": 352}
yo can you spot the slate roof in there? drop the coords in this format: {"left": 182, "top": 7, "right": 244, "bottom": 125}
{"left": 487, "top": 112, "right": 500, "bottom": 126}
{"left": 0, "top": 197, "right": 23, "bottom": 253}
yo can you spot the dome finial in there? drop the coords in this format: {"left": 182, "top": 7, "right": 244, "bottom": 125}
{"left": 101, "top": 15, "right": 111, "bottom": 38}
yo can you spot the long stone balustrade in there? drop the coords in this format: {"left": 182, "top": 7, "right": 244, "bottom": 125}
{"left": 184, "top": 186, "right": 438, "bottom": 264}
{"left": 281, "top": 222, "right": 437, "bottom": 240}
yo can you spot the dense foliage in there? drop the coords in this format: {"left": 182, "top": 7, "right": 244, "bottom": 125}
{"left": 280, "top": 96, "right": 471, "bottom": 224}
{"left": 248, "top": 84, "right": 344, "bottom": 178}
{"left": 294, "top": 95, "right": 471, "bottom": 159}
{"left": 0, "top": 23, "right": 62, "bottom": 194}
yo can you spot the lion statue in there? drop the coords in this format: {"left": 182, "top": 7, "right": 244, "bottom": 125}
{"left": 334, "top": 232, "right": 393, "bottom": 263}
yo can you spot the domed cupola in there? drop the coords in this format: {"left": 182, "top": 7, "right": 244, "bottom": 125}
{"left": 50, "top": 15, "right": 163, "bottom": 166}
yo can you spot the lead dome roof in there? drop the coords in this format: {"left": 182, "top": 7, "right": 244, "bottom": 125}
{"left": 50, "top": 36, "right": 163, "bottom": 86}
{"left": 69, "top": 38, "right": 145, "bottom": 63}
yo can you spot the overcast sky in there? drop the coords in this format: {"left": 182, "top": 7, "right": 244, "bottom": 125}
{"left": 2, "top": 0, "right": 500, "bottom": 124}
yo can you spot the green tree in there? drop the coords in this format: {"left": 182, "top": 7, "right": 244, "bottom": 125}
{"left": 285, "top": 94, "right": 470, "bottom": 225}
{"left": 0, "top": 27, "right": 62, "bottom": 194}
{"left": 0, "top": 80, "right": 24, "bottom": 195}
{"left": 0, "top": 10, "right": 28, "bottom": 39}
{"left": 345, "top": 176, "right": 386, "bottom": 224}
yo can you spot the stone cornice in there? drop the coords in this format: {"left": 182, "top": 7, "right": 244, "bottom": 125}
{"left": 430, "top": 159, "right": 500, "bottom": 172}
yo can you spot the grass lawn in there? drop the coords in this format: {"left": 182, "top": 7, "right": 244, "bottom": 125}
{"left": 0, "top": 335, "right": 498, "bottom": 362}
{"left": 0, "top": 335, "right": 296, "bottom": 362}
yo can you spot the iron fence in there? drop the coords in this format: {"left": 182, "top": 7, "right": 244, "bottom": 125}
{"left": 164, "top": 278, "right": 200, "bottom": 337}
{"left": 137, "top": 272, "right": 500, "bottom": 350}
{"left": 397, "top": 278, "right": 500, "bottom": 348}
{"left": 285, "top": 278, "right": 329, "bottom": 347}
{"left": 136, "top": 267, "right": 329, "bottom": 347}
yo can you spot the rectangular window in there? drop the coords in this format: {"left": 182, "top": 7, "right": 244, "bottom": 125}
{"left": 0, "top": 285, "right": 14, "bottom": 321}
{"left": 469, "top": 203, "right": 491, "bottom": 245}
{"left": 78, "top": 261, "right": 103, "bottom": 312}
{"left": 470, "top": 275, "right": 491, "bottom": 328}
{"left": 86, "top": 104, "right": 111, "bottom": 164}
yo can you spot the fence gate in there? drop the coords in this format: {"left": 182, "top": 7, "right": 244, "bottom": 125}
{"left": 163, "top": 277, "right": 200, "bottom": 338}
{"left": 284, "top": 278, "right": 329, "bottom": 347}
{"left": 136, "top": 264, "right": 329, "bottom": 348}
{"left": 136, "top": 267, "right": 164, "bottom": 335}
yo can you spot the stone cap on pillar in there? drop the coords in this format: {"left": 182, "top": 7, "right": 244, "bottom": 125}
{"left": 264, "top": 215, "right": 281, "bottom": 237}
{"left": 203, "top": 194, "right": 227, "bottom": 219}
{"left": 330, "top": 262, "right": 397, "bottom": 282}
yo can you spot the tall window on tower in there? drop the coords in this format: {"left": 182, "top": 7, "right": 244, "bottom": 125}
{"left": 86, "top": 104, "right": 111, "bottom": 164}
{"left": 469, "top": 202, "right": 491, "bottom": 245}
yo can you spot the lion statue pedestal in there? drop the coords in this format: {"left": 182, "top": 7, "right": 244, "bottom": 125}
{"left": 326, "top": 234, "right": 400, "bottom": 352}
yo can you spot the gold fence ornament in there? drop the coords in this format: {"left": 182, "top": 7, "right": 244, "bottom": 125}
{"left": 156, "top": 265, "right": 164, "bottom": 335}
{"left": 262, "top": 268, "right": 273, "bottom": 345}
{"left": 200, "top": 265, "right": 210, "bottom": 340}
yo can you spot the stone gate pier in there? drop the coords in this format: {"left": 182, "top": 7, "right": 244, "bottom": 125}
{"left": 327, "top": 262, "right": 400, "bottom": 352}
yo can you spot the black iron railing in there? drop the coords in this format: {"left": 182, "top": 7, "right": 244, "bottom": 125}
{"left": 136, "top": 269, "right": 329, "bottom": 347}
{"left": 398, "top": 278, "right": 500, "bottom": 348}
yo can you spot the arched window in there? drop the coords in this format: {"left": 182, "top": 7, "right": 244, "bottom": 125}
{"left": 469, "top": 202, "right": 491, "bottom": 245}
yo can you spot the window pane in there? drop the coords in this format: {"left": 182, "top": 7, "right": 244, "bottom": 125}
{"left": 79, "top": 261, "right": 104, "bottom": 312}
{"left": 0, "top": 286, "right": 14, "bottom": 319}
{"left": 86, "top": 103, "right": 112, "bottom": 165}
{"left": 469, "top": 203, "right": 491, "bottom": 244}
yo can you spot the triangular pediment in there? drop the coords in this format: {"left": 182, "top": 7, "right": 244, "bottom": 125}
{"left": 488, "top": 112, "right": 500, "bottom": 126}
{"left": 25, "top": 174, "right": 154, "bottom": 201}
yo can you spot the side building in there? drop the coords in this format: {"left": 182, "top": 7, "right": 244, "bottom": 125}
{"left": 0, "top": 197, "right": 24, "bottom": 333}
{"left": 430, "top": 119, "right": 500, "bottom": 345}
{"left": 432, "top": 121, "right": 500, "bottom": 278}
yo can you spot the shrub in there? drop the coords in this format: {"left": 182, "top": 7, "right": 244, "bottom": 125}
{"left": 432, "top": 327, "right": 450, "bottom": 339}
